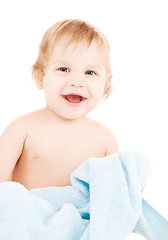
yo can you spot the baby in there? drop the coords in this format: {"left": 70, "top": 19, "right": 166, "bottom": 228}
{"left": 0, "top": 19, "right": 118, "bottom": 190}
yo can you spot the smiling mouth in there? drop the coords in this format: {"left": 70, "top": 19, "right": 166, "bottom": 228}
{"left": 62, "top": 94, "right": 87, "bottom": 104}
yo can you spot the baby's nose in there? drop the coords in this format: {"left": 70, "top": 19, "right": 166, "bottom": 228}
{"left": 70, "top": 82, "right": 84, "bottom": 88}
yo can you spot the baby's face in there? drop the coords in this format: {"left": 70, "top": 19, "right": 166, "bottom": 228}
{"left": 41, "top": 38, "right": 110, "bottom": 120}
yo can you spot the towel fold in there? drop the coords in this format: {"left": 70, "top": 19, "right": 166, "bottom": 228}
{"left": 0, "top": 150, "right": 167, "bottom": 240}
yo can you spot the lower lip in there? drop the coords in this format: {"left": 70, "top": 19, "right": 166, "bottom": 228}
{"left": 61, "top": 96, "right": 87, "bottom": 106}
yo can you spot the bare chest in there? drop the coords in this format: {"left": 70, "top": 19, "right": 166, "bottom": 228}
{"left": 12, "top": 127, "right": 105, "bottom": 189}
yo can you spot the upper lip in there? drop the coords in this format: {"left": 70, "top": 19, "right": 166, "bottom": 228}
{"left": 61, "top": 92, "right": 88, "bottom": 99}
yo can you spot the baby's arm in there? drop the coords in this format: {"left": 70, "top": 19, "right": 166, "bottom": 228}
{"left": 0, "top": 117, "right": 28, "bottom": 181}
{"left": 104, "top": 128, "right": 119, "bottom": 156}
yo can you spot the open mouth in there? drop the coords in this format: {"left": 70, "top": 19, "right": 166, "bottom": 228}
{"left": 62, "top": 94, "right": 87, "bottom": 105}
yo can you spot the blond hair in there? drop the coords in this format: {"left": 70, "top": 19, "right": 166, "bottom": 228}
{"left": 32, "top": 19, "right": 112, "bottom": 98}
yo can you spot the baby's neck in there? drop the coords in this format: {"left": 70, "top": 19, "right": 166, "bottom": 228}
{"left": 44, "top": 107, "right": 87, "bottom": 124}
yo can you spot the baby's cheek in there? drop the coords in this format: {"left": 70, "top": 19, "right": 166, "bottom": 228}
{"left": 88, "top": 94, "right": 102, "bottom": 111}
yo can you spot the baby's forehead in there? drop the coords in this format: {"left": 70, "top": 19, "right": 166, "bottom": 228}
{"left": 49, "top": 34, "right": 106, "bottom": 61}
{"left": 48, "top": 40, "right": 106, "bottom": 67}
{"left": 51, "top": 32, "right": 103, "bottom": 49}
{"left": 49, "top": 39, "right": 104, "bottom": 63}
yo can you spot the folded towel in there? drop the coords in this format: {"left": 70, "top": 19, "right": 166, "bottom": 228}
{"left": 0, "top": 150, "right": 167, "bottom": 240}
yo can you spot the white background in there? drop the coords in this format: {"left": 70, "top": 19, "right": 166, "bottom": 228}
{"left": 0, "top": 0, "right": 167, "bottom": 236}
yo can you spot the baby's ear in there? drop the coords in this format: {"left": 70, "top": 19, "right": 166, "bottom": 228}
{"left": 108, "top": 74, "right": 113, "bottom": 92}
{"left": 107, "top": 74, "right": 112, "bottom": 85}
{"left": 36, "top": 78, "right": 43, "bottom": 89}
{"left": 103, "top": 74, "right": 113, "bottom": 98}
{"left": 34, "top": 70, "right": 44, "bottom": 89}
{"left": 32, "top": 65, "right": 44, "bottom": 89}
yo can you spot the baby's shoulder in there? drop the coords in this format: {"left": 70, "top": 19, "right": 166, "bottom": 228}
{"left": 85, "top": 117, "right": 113, "bottom": 135}
{"left": 0, "top": 112, "right": 32, "bottom": 140}
{"left": 86, "top": 118, "right": 119, "bottom": 155}
{"left": 4, "top": 109, "right": 45, "bottom": 132}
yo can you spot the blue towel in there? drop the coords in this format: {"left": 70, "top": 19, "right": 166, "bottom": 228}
{"left": 0, "top": 150, "right": 168, "bottom": 239}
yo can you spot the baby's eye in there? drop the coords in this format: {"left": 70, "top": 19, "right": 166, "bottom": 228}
{"left": 58, "top": 67, "right": 69, "bottom": 72}
{"left": 85, "top": 70, "right": 96, "bottom": 75}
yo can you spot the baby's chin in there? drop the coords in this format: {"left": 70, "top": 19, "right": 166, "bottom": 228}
{"left": 47, "top": 108, "right": 88, "bottom": 121}
{"left": 56, "top": 111, "right": 87, "bottom": 121}
{"left": 45, "top": 100, "right": 99, "bottom": 121}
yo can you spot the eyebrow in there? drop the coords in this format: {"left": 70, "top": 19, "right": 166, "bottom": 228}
{"left": 85, "top": 64, "right": 103, "bottom": 70}
{"left": 50, "top": 60, "right": 70, "bottom": 66}
{"left": 49, "top": 60, "right": 104, "bottom": 71}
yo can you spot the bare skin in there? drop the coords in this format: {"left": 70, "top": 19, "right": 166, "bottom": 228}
{"left": 0, "top": 108, "right": 118, "bottom": 190}
{"left": 0, "top": 39, "right": 119, "bottom": 190}
{"left": 0, "top": 38, "right": 145, "bottom": 193}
